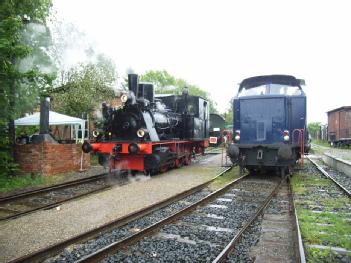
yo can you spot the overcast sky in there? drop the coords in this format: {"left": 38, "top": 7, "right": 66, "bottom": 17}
{"left": 52, "top": 0, "right": 351, "bottom": 124}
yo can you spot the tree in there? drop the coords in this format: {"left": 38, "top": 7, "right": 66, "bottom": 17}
{"left": 140, "top": 70, "right": 218, "bottom": 113}
{"left": 224, "top": 98, "right": 234, "bottom": 127}
{"left": 51, "top": 55, "right": 116, "bottom": 117}
{"left": 0, "top": 0, "right": 55, "bottom": 176}
{"left": 308, "top": 122, "right": 322, "bottom": 139}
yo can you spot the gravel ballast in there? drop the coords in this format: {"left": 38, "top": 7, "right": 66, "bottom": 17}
{"left": 0, "top": 154, "right": 224, "bottom": 263}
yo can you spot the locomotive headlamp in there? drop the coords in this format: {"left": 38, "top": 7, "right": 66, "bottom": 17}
{"left": 92, "top": 130, "right": 99, "bottom": 138}
{"left": 283, "top": 130, "right": 290, "bottom": 142}
{"left": 137, "top": 128, "right": 145, "bottom": 138}
{"left": 128, "top": 143, "right": 140, "bottom": 155}
{"left": 234, "top": 130, "right": 240, "bottom": 141}
{"left": 121, "top": 94, "right": 128, "bottom": 103}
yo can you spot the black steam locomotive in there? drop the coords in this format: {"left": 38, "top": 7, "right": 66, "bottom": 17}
{"left": 83, "top": 74, "right": 209, "bottom": 175}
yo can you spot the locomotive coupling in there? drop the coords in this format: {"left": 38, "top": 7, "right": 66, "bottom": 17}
{"left": 82, "top": 141, "right": 93, "bottom": 153}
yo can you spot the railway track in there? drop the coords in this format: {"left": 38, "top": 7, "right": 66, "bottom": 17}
{"left": 292, "top": 159, "right": 351, "bottom": 262}
{"left": 58, "top": 175, "right": 283, "bottom": 262}
{"left": 0, "top": 151, "right": 224, "bottom": 222}
{"left": 0, "top": 173, "right": 109, "bottom": 221}
{"left": 306, "top": 155, "right": 351, "bottom": 196}
{"left": 9, "top": 166, "right": 232, "bottom": 263}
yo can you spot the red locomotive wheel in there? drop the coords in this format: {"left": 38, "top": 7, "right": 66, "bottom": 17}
{"left": 160, "top": 165, "right": 168, "bottom": 173}
{"left": 174, "top": 159, "right": 180, "bottom": 168}
{"left": 184, "top": 155, "right": 191, "bottom": 166}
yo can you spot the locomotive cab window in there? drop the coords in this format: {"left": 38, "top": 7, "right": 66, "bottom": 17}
{"left": 238, "top": 84, "right": 302, "bottom": 97}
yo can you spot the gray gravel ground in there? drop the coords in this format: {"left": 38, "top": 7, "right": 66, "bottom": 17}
{"left": 46, "top": 189, "right": 213, "bottom": 262}
{"left": 101, "top": 177, "right": 279, "bottom": 262}
{"left": 0, "top": 154, "right": 224, "bottom": 263}
{"left": 310, "top": 155, "right": 351, "bottom": 193}
{"left": 312, "top": 144, "right": 351, "bottom": 161}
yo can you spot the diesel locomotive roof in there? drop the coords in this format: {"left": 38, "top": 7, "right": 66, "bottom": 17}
{"left": 239, "top": 75, "right": 303, "bottom": 91}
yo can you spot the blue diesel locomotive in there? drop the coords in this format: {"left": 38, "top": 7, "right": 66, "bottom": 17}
{"left": 227, "top": 75, "right": 310, "bottom": 176}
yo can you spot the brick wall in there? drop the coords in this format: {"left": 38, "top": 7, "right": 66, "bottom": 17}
{"left": 15, "top": 142, "right": 91, "bottom": 176}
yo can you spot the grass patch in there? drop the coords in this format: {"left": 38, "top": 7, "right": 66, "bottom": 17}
{"left": 91, "top": 153, "right": 99, "bottom": 166}
{"left": 209, "top": 166, "right": 241, "bottom": 190}
{"left": 0, "top": 174, "right": 46, "bottom": 193}
{"left": 307, "top": 247, "right": 337, "bottom": 263}
{"left": 312, "top": 140, "right": 331, "bottom": 148}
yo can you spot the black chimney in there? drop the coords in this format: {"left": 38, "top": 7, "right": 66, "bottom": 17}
{"left": 39, "top": 96, "right": 50, "bottom": 134}
{"left": 128, "top": 74, "right": 139, "bottom": 97}
{"left": 32, "top": 96, "right": 57, "bottom": 144}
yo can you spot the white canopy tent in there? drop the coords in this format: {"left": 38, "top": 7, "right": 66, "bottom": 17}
{"left": 15, "top": 111, "right": 86, "bottom": 143}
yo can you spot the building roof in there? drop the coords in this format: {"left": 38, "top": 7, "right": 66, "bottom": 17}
{"left": 327, "top": 106, "right": 351, "bottom": 114}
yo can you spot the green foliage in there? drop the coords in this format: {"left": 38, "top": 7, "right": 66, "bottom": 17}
{"left": 140, "top": 70, "right": 218, "bottom": 113}
{"left": 209, "top": 166, "right": 240, "bottom": 190}
{"left": 224, "top": 98, "right": 233, "bottom": 127}
{"left": 308, "top": 122, "right": 321, "bottom": 139}
{"left": 51, "top": 55, "right": 116, "bottom": 117}
{"left": 0, "top": 0, "right": 55, "bottom": 177}
{"left": 0, "top": 173, "right": 45, "bottom": 193}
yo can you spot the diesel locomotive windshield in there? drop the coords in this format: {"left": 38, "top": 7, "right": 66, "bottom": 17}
{"left": 238, "top": 84, "right": 302, "bottom": 97}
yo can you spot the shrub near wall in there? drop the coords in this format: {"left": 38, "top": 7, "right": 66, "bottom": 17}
{"left": 15, "top": 142, "right": 90, "bottom": 176}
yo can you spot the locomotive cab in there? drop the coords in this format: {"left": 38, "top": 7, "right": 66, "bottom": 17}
{"left": 227, "top": 75, "right": 308, "bottom": 176}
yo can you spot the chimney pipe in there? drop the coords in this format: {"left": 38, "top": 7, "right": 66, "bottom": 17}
{"left": 39, "top": 96, "right": 50, "bottom": 134}
{"left": 32, "top": 95, "right": 57, "bottom": 144}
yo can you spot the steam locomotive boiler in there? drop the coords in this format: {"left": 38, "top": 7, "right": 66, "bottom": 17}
{"left": 82, "top": 74, "right": 209, "bottom": 175}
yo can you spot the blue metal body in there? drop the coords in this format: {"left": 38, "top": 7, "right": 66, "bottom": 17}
{"left": 228, "top": 75, "right": 308, "bottom": 173}
{"left": 234, "top": 95, "right": 307, "bottom": 144}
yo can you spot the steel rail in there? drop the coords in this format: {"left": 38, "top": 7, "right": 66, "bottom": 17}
{"left": 212, "top": 178, "right": 283, "bottom": 262}
{"left": 288, "top": 177, "right": 306, "bottom": 263}
{"left": 0, "top": 173, "right": 107, "bottom": 203}
{"left": 1, "top": 185, "right": 111, "bottom": 221}
{"left": 306, "top": 156, "right": 351, "bottom": 197}
{"left": 9, "top": 166, "right": 233, "bottom": 263}
{"left": 76, "top": 169, "right": 244, "bottom": 263}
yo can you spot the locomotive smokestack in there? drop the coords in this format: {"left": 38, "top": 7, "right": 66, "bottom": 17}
{"left": 128, "top": 74, "right": 139, "bottom": 97}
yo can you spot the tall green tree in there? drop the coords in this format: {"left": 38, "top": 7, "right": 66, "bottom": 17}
{"left": 0, "top": 0, "right": 55, "bottom": 176}
{"left": 51, "top": 55, "right": 116, "bottom": 117}
{"left": 140, "top": 70, "right": 218, "bottom": 113}
{"left": 224, "top": 98, "right": 234, "bottom": 127}
{"left": 308, "top": 122, "right": 322, "bottom": 139}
